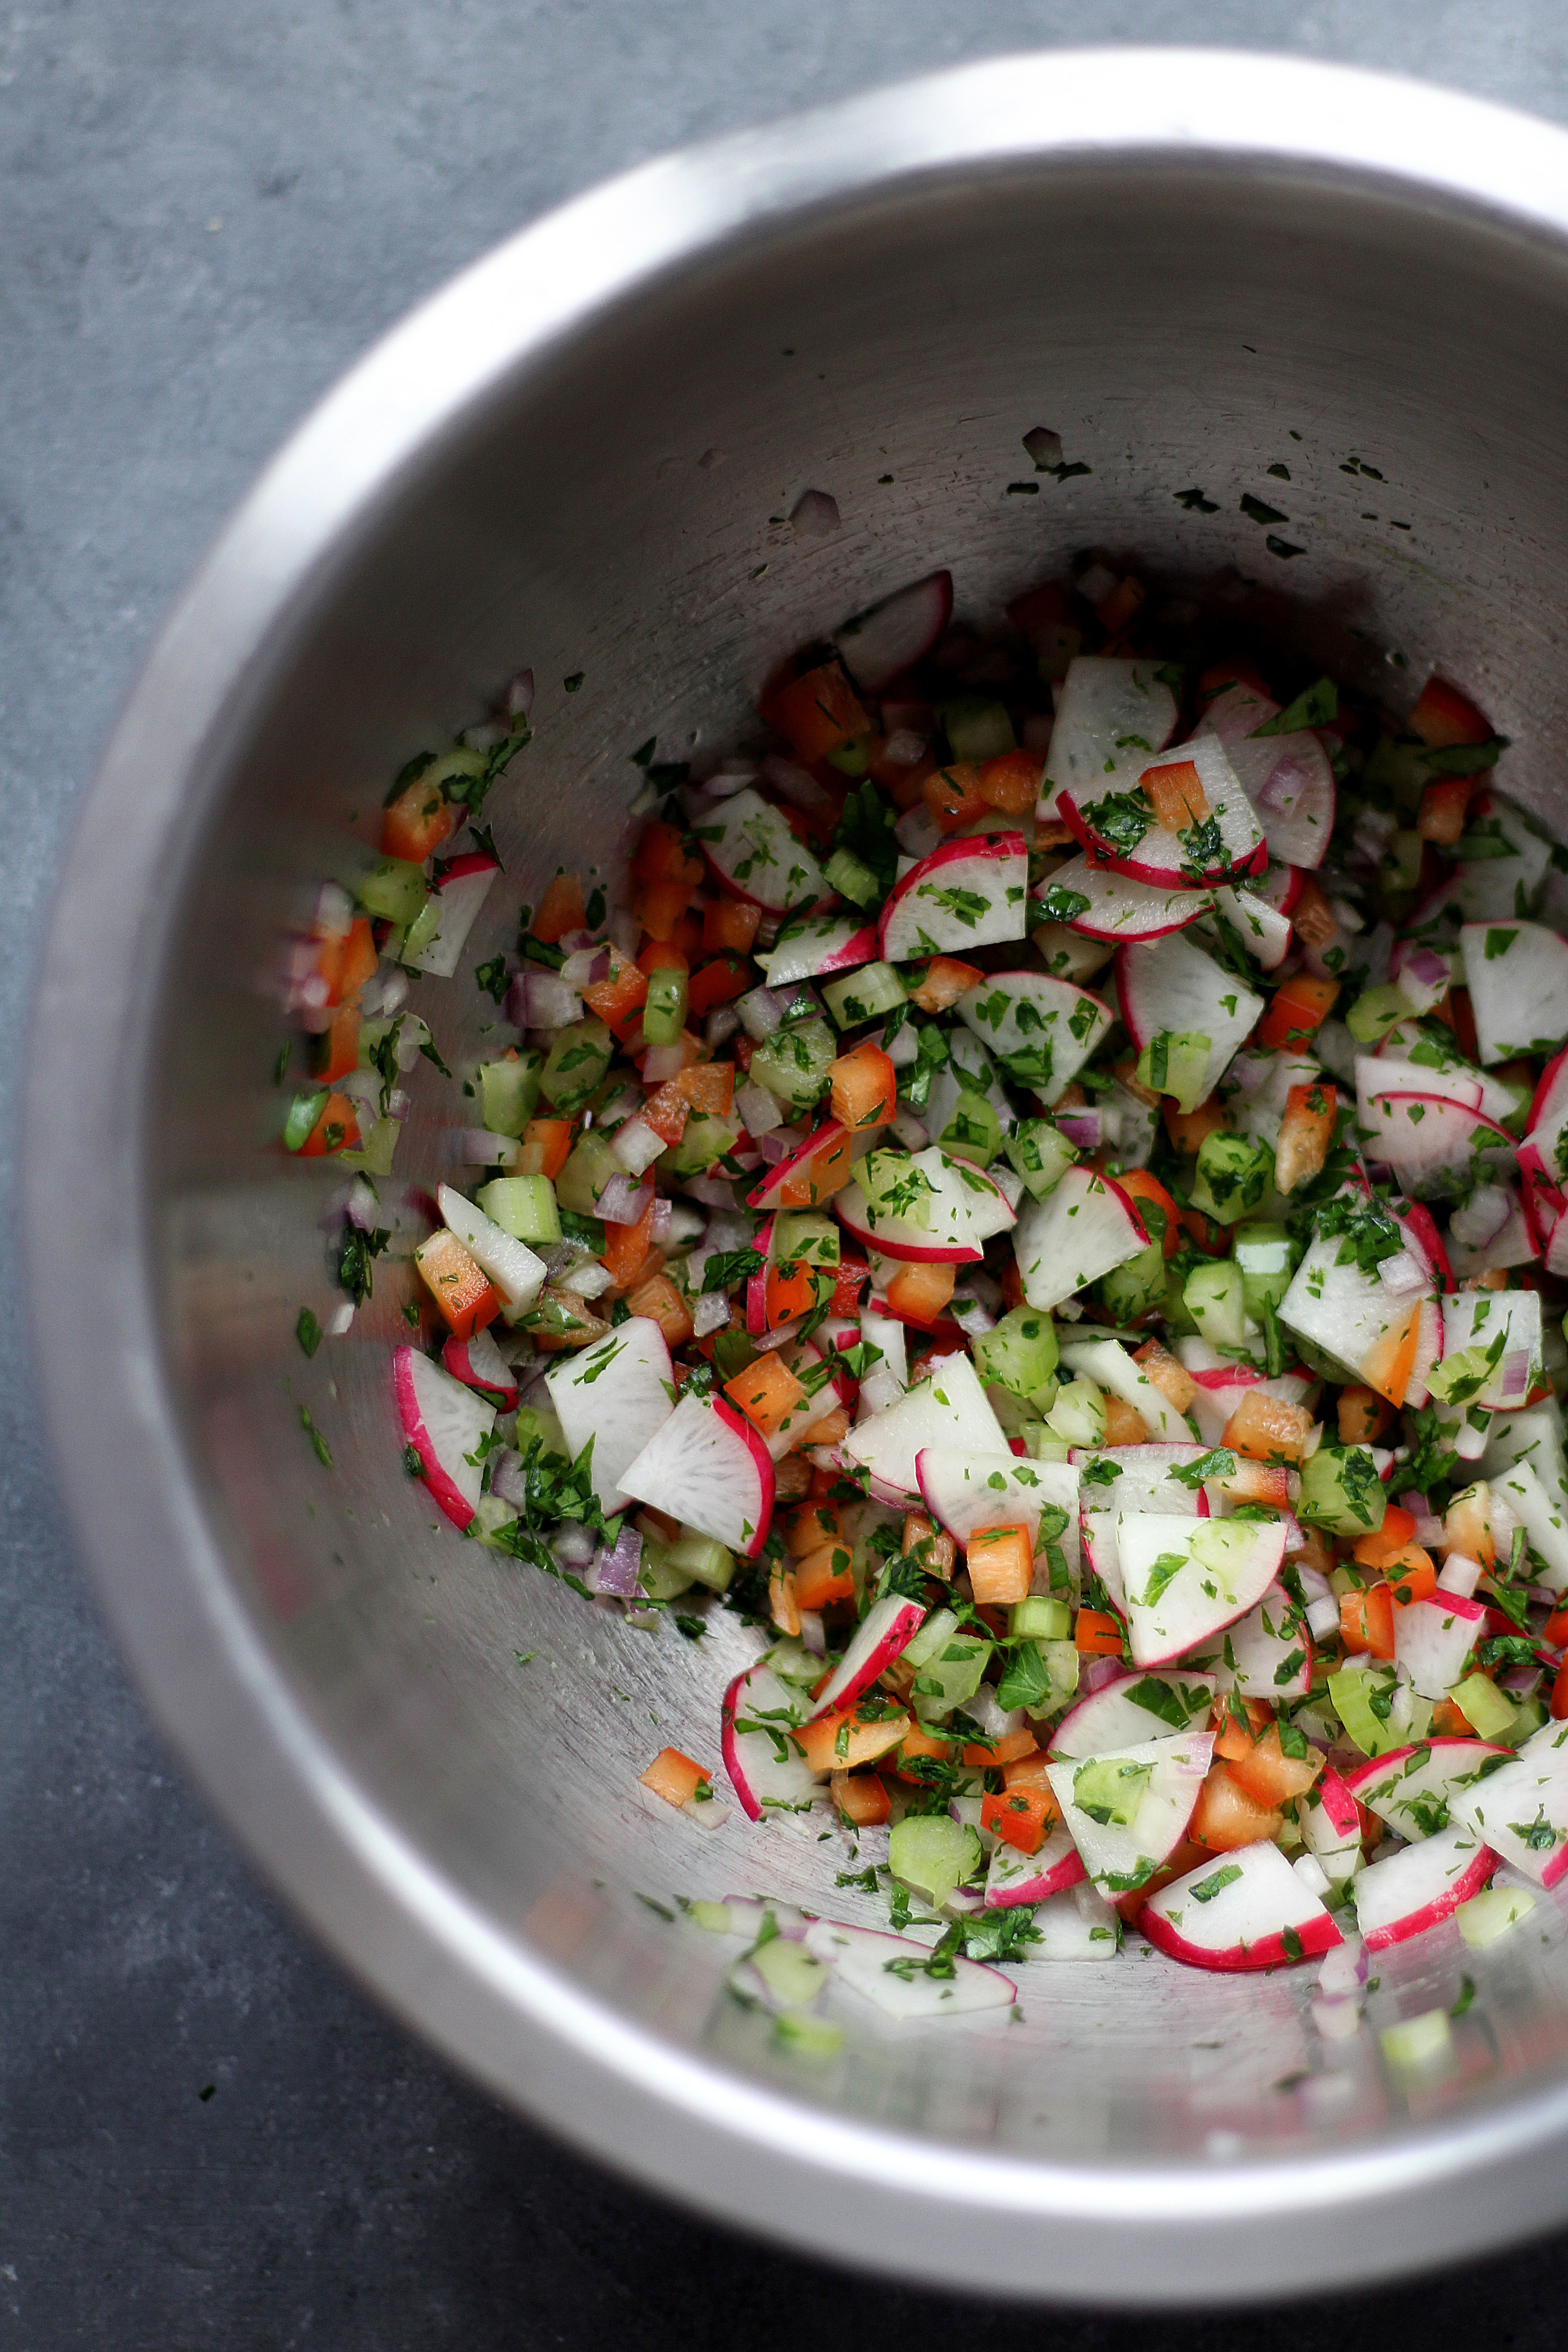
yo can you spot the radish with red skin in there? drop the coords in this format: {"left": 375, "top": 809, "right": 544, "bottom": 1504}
{"left": 834, "top": 570, "right": 953, "bottom": 694}
{"left": 1300, "top": 1765, "right": 1363, "bottom": 1878}
{"left": 1048, "top": 1670, "right": 1217, "bottom": 1758}
{"left": 1352, "top": 1822, "right": 1497, "bottom": 1949}
{"left": 1116, "top": 931, "right": 1264, "bottom": 1108}
{"left": 1222, "top": 1581, "right": 1312, "bottom": 1700}
{"left": 1449, "top": 1717, "right": 1568, "bottom": 1886}
{"left": 955, "top": 970, "right": 1112, "bottom": 1104}
{"left": 1038, "top": 655, "right": 1180, "bottom": 820}
{"left": 441, "top": 1324, "right": 520, "bottom": 1407}
{"left": 408, "top": 850, "right": 500, "bottom": 977}
{"left": 438, "top": 1182, "right": 547, "bottom": 1316}
{"left": 545, "top": 1316, "right": 677, "bottom": 1515}
{"left": 802, "top": 1918, "right": 1014, "bottom": 2018}
{"left": 1058, "top": 1335, "right": 1195, "bottom": 1446}
{"left": 878, "top": 831, "right": 1029, "bottom": 961}
{"left": 761, "top": 915, "right": 879, "bottom": 987}
{"left": 694, "top": 786, "right": 833, "bottom": 913}
{"left": 984, "top": 1826, "right": 1086, "bottom": 1909}
{"left": 1460, "top": 919, "right": 1568, "bottom": 1064}
{"left": 1056, "top": 735, "right": 1264, "bottom": 889}
{"left": 1118, "top": 1512, "right": 1287, "bottom": 1669}
{"left": 1037, "top": 852, "right": 1212, "bottom": 943}
{"left": 808, "top": 1592, "right": 927, "bottom": 1721}
{"left": 1361, "top": 1090, "right": 1518, "bottom": 1199}
{"left": 1212, "top": 882, "right": 1293, "bottom": 970}
{"left": 721, "top": 1661, "right": 819, "bottom": 1821}
{"left": 746, "top": 1120, "right": 853, "bottom": 1215}
{"left": 1393, "top": 1591, "right": 1488, "bottom": 1699}
{"left": 1142, "top": 1838, "right": 1342, "bottom": 1970}
{"left": 393, "top": 1344, "right": 496, "bottom": 1529}
{"left": 843, "top": 1352, "right": 1007, "bottom": 1504}
{"left": 617, "top": 1390, "right": 774, "bottom": 1556}
{"left": 1011, "top": 1167, "right": 1148, "bottom": 1312}
{"left": 1044, "top": 1729, "right": 1214, "bottom": 1895}
{"left": 915, "top": 1445, "right": 1079, "bottom": 1561}
{"left": 1342, "top": 1737, "right": 1507, "bottom": 1840}
{"left": 834, "top": 1147, "right": 1012, "bottom": 1264}
{"left": 1192, "top": 681, "right": 1337, "bottom": 870}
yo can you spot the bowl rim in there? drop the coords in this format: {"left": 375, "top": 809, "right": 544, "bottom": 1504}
{"left": 27, "top": 45, "right": 1568, "bottom": 2303}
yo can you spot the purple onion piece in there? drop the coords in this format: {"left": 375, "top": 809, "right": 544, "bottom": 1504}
{"left": 591, "top": 1523, "right": 643, "bottom": 1597}
{"left": 649, "top": 1197, "right": 673, "bottom": 1244}
{"left": 504, "top": 668, "right": 534, "bottom": 719}
{"left": 597, "top": 1173, "right": 654, "bottom": 1226}
{"left": 1055, "top": 1109, "right": 1102, "bottom": 1150}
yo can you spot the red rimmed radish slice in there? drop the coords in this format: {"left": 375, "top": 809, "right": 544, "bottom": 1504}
{"left": 1299, "top": 1765, "right": 1363, "bottom": 1879}
{"left": 1039, "top": 655, "right": 1180, "bottom": 818}
{"left": 1119, "top": 1512, "right": 1286, "bottom": 1669}
{"left": 878, "top": 830, "right": 1029, "bottom": 961}
{"left": 1116, "top": 931, "right": 1264, "bottom": 1110}
{"left": 1223, "top": 1582, "right": 1312, "bottom": 1700}
{"left": 693, "top": 785, "right": 832, "bottom": 912}
{"left": 441, "top": 1324, "right": 520, "bottom": 1408}
{"left": 617, "top": 1390, "right": 774, "bottom": 1557}
{"left": 1356, "top": 1053, "right": 1482, "bottom": 1119}
{"left": 746, "top": 1120, "right": 853, "bottom": 1215}
{"left": 1142, "top": 1838, "right": 1341, "bottom": 1970}
{"left": 1056, "top": 736, "right": 1263, "bottom": 890}
{"left": 1194, "top": 681, "right": 1337, "bottom": 871}
{"left": 721, "top": 1661, "right": 819, "bottom": 1823}
{"left": 437, "top": 1182, "right": 548, "bottom": 1315}
{"left": 1527, "top": 1039, "right": 1568, "bottom": 1142}
{"left": 808, "top": 1592, "right": 927, "bottom": 1720}
{"left": 915, "top": 1445, "right": 1079, "bottom": 1556}
{"left": 760, "top": 913, "right": 879, "bottom": 987}
{"left": 1211, "top": 882, "right": 1293, "bottom": 971}
{"left": 407, "top": 849, "right": 500, "bottom": 977}
{"left": 1518, "top": 1140, "right": 1567, "bottom": 1255}
{"left": 1253, "top": 860, "right": 1304, "bottom": 917}
{"left": 393, "top": 1344, "right": 495, "bottom": 1530}
{"left": 833, "top": 1145, "right": 1010, "bottom": 1264}
{"left": 545, "top": 1315, "right": 677, "bottom": 1514}
{"left": 1393, "top": 1591, "right": 1488, "bottom": 1700}
{"left": 1342, "top": 1736, "right": 1509, "bottom": 1841}
{"left": 843, "top": 1352, "right": 1007, "bottom": 1504}
{"left": 984, "top": 1826, "right": 1086, "bottom": 1909}
{"left": 1034, "top": 852, "right": 1212, "bottom": 943}
{"left": 955, "top": 970, "right": 1112, "bottom": 1104}
{"left": 1033, "top": 1880, "right": 1123, "bottom": 1959}
{"left": 1044, "top": 1729, "right": 1213, "bottom": 1896}
{"left": 802, "top": 1918, "right": 1014, "bottom": 2018}
{"left": 1361, "top": 1092, "right": 1516, "bottom": 1198}
{"left": 1071, "top": 1442, "right": 1218, "bottom": 1514}
{"left": 1460, "top": 919, "right": 1568, "bottom": 1064}
{"left": 1352, "top": 1821, "right": 1497, "bottom": 1948}
{"left": 834, "top": 569, "right": 953, "bottom": 694}
{"left": 1011, "top": 1166, "right": 1148, "bottom": 1311}
{"left": 1448, "top": 1718, "right": 1568, "bottom": 1886}
{"left": 1279, "top": 1206, "right": 1438, "bottom": 1393}
{"left": 1048, "top": 1669, "right": 1216, "bottom": 1758}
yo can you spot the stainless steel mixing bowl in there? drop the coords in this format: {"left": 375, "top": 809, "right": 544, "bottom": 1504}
{"left": 28, "top": 46, "right": 1568, "bottom": 2305}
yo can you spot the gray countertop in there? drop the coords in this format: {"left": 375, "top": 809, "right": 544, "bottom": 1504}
{"left": 7, "top": 4, "right": 1568, "bottom": 2342}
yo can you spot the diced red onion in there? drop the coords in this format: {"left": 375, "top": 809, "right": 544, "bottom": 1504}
{"left": 790, "top": 488, "right": 839, "bottom": 537}
{"left": 643, "top": 1044, "right": 691, "bottom": 1084}
{"left": 731, "top": 1149, "right": 764, "bottom": 1171}
{"left": 691, "top": 1290, "right": 731, "bottom": 1339}
{"left": 608, "top": 908, "right": 641, "bottom": 958}
{"left": 880, "top": 728, "right": 928, "bottom": 767}
{"left": 705, "top": 1004, "right": 743, "bottom": 1051}
{"left": 735, "top": 1081, "right": 784, "bottom": 1139}
{"left": 1503, "top": 1665, "right": 1544, "bottom": 1698}
{"left": 561, "top": 945, "right": 611, "bottom": 990}
{"left": 1438, "top": 1551, "right": 1484, "bottom": 1597}
{"left": 1406, "top": 944, "right": 1449, "bottom": 986}
{"left": 451, "top": 1129, "right": 520, "bottom": 1166}
{"left": 762, "top": 754, "right": 834, "bottom": 815}
{"left": 889, "top": 1108, "right": 928, "bottom": 1152}
{"left": 951, "top": 1295, "right": 997, "bottom": 1338}
{"left": 1080, "top": 1656, "right": 1123, "bottom": 1695}
{"left": 598, "top": 1172, "right": 655, "bottom": 1225}
{"left": 736, "top": 986, "right": 783, "bottom": 1042}
{"left": 965, "top": 1687, "right": 1025, "bottom": 1739}
{"left": 387, "top": 1088, "right": 410, "bottom": 1120}
{"left": 312, "top": 881, "right": 355, "bottom": 938}
{"left": 325, "top": 1300, "right": 355, "bottom": 1339}
{"left": 989, "top": 1164, "right": 1024, "bottom": 1210}
{"left": 649, "top": 1197, "right": 673, "bottom": 1244}
{"left": 797, "top": 1610, "right": 826, "bottom": 1659}
{"left": 1022, "top": 425, "right": 1063, "bottom": 469}
{"left": 1376, "top": 1250, "right": 1427, "bottom": 1298}
{"left": 895, "top": 806, "right": 941, "bottom": 859}
{"left": 1056, "top": 1108, "right": 1102, "bottom": 1150}
{"left": 701, "top": 768, "right": 756, "bottom": 800}
{"left": 681, "top": 1175, "right": 740, "bottom": 1210}
{"left": 551, "top": 1521, "right": 598, "bottom": 1570}
{"left": 757, "top": 1127, "right": 796, "bottom": 1167}
{"left": 490, "top": 1449, "right": 529, "bottom": 1506}
{"left": 1255, "top": 748, "right": 1311, "bottom": 815}
{"left": 504, "top": 668, "right": 534, "bottom": 719}
{"left": 590, "top": 1523, "right": 643, "bottom": 1598}
{"left": 754, "top": 1317, "right": 804, "bottom": 1353}
{"left": 1450, "top": 1184, "right": 1512, "bottom": 1250}
{"left": 525, "top": 970, "right": 583, "bottom": 1029}
{"left": 1499, "top": 1348, "right": 1533, "bottom": 1403}
{"left": 358, "top": 965, "right": 409, "bottom": 1020}
{"left": 1305, "top": 1595, "right": 1342, "bottom": 1642}
{"left": 346, "top": 1177, "right": 382, "bottom": 1231}
{"left": 461, "top": 720, "right": 506, "bottom": 754}
{"left": 562, "top": 1261, "right": 614, "bottom": 1299}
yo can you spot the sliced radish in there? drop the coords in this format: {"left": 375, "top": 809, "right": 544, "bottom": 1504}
{"left": 1357, "top": 1053, "right": 1482, "bottom": 1120}
{"left": 692, "top": 786, "right": 831, "bottom": 913}
{"left": 1342, "top": 1736, "right": 1508, "bottom": 1842}
{"left": 801, "top": 1918, "right": 1014, "bottom": 2018}
{"left": 843, "top": 1353, "right": 1006, "bottom": 1504}
{"left": 1226, "top": 1048, "right": 1323, "bottom": 1150}
{"left": 1073, "top": 1441, "right": 1216, "bottom": 1514}
{"left": 1460, "top": 919, "right": 1568, "bottom": 1064}
{"left": 617, "top": 1390, "right": 774, "bottom": 1556}
{"left": 1211, "top": 882, "right": 1293, "bottom": 970}
{"left": 915, "top": 1446, "right": 1078, "bottom": 1556}
{"left": 1194, "top": 682, "right": 1337, "bottom": 870}
{"left": 1011, "top": 1167, "right": 1148, "bottom": 1311}
{"left": 1434, "top": 1286, "right": 1544, "bottom": 1414}
{"left": 1299, "top": 1765, "right": 1364, "bottom": 1878}
{"left": 808, "top": 1592, "right": 928, "bottom": 1721}
{"left": 1222, "top": 1582, "right": 1311, "bottom": 1700}
{"left": 1044, "top": 1729, "right": 1213, "bottom": 1896}
{"left": 1058, "top": 1336, "right": 1194, "bottom": 1445}
{"left": 1033, "top": 1879, "right": 1123, "bottom": 1960}
{"left": 1449, "top": 1718, "right": 1568, "bottom": 1886}
{"left": 721, "top": 1661, "right": 819, "bottom": 1822}
{"left": 879, "top": 830, "right": 1029, "bottom": 961}
{"left": 1179, "top": 1358, "right": 1317, "bottom": 1449}
{"left": 1360, "top": 1091, "right": 1516, "bottom": 1198}
{"left": 1048, "top": 1669, "right": 1216, "bottom": 1758}
{"left": 835, "top": 1146, "right": 1011, "bottom": 1264}
{"left": 441, "top": 1324, "right": 520, "bottom": 1408}
{"left": 1038, "top": 654, "right": 1180, "bottom": 818}
{"left": 1374, "top": 1022, "right": 1522, "bottom": 1129}
{"left": 1351, "top": 1820, "right": 1497, "bottom": 1947}
{"left": 834, "top": 569, "right": 953, "bottom": 694}
{"left": 544, "top": 1316, "right": 676, "bottom": 1514}
{"left": 1487, "top": 1454, "right": 1568, "bottom": 1589}
{"left": 438, "top": 1181, "right": 547, "bottom": 1315}
{"left": 984, "top": 1825, "right": 1086, "bottom": 1909}
{"left": 746, "top": 1119, "right": 852, "bottom": 1215}
{"left": 393, "top": 1344, "right": 495, "bottom": 1529}
{"left": 1036, "top": 852, "right": 1212, "bottom": 943}
{"left": 1279, "top": 1215, "right": 1438, "bottom": 1393}
{"left": 1057, "top": 735, "right": 1264, "bottom": 889}
{"left": 954, "top": 969, "right": 1112, "bottom": 1103}
{"left": 1119, "top": 1512, "right": 1287, "bottom": 1668}
{"left": 1117, "top": 931, "right": 1264, "bottom": 1108}
{"left": 760, "top": 913, "right": 879, "bottom": 987}
{"left": 408, "top": 850, "right": 500, "bottom": 977}
{"left": 1142, "top": 1838, "right": 1341, "bottom": 1969}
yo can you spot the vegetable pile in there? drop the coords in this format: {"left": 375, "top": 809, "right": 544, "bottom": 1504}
{"left": 281, "top": 559, "right": 1568, "bottom": 2015}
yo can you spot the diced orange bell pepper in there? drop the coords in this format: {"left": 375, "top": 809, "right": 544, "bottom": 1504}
{"left": 631, "top": 877, "right": 695, "bottom": 942}
{"left": 296, "top": 1090, "right": 361, "bottom": 1158}
{"left": 831, "top": 1258, "right": 869, "bottom": 1317}
{"left": 1408, "top": 675, "right": 1493, "bottom": 751}
{"left": 532, "top": 873, "right": 587, "bottom": 944}
{"left": 602, "top": 1203, "right": 655, "bottom": 1291}
{"left": 413, "top": 1228, "right": 501, "bottom": 1338}
{"left": 1339, "top": 1582, "right": 1396, "bottom": 1661}
{"left": 1274, "top": 1080, "right": 1338, "bottom": 1195}
{"left": 1142, "top": 757, "right": 1209, "bottom": 832}
{"left": 1200, "top": 656, "right": 1272, "bottom": 702}
{"left": 638, "top": 1083, "right": 690, "bottom": 1147}
{"left": 1102, "top": 1395, "right": 1151, "bottom": 1446}
{"left": 1552, "top": 1658, "right": 1568, "bottom": 1723}
{"left": 885, "top": 1260, "right": 956, "bottom": 1327}
{"left": 1446, "top": 1485, "right": 1497, "bottom": 1566}
{"left": 764, "top": 1259, "right": 818, "bottom": 1329}
{"left": 1352, "top": 1506, "right": 1416, "bottom": 1566}
{"left": 1417, "top": 774, "right": 1482, "bottom": 846}
{"left": 1210, "top": 1457, "right": 1291, "bottom": 1509}
{"left": 1097, "top": 574, "right": 1146, "bottom": 636}
{"left": 1289, "top": 873, "right": 1338, "bottom": 949}
{"left": 579, "top": 946, "right": 648, "bottom": 1028}
{"left": 316, "top": 914, "right": 378, "bottom": 1007}
{"left": 670, "top": 1065, "right": 729, "bottom": 1120}
{"left": 632, "top": 821, "right": 693, "bottom": 885}
{"left": 1133, "top": 1339, "right": 1197, "bottom": 1416}
{"left": 687, "top": 954, "right": 753, "bottom": 1015}
{"left": 1338, "top": 1383, "right": 1395, "bottom": 1444}
{"left": 902, "top": 1511, "right": 956, "bottom": 1580}
{"left": 638, "top": 938, "right": 688, "bottom": 976}
{"left": 1544, "top": 1603, "right": 1568, "bottom": 1649}
{"left": 1163, "top": 1097, "right": 1228, "bottom": 1156}
{"left": 1221, "top": 1389, "right": 1313, "bottom": 1465}
{"left": 1226, "top": 1724, "right": 1324, "bottom": 1809}
{"left": 924, "top": 764, "right": 990, "bottom": 833}
{"left": 981, "top": 1786, "right": 1054, "bottom": 1857}
{"left": 626, "top": 1272, "right": 694, "bottom": 1350}
{"left": 908, "top": 956, "right": 984, "bottom": 1013}
{"left": 382, "top": 773, "right": 458, "bottom": 862}
{"left": 830, "top": 1770, "right": 892, "bottom": 1827}
{"left": 1360, "top": 1300, "right": 1421, "bottom": 1408}
{"left": 641, "top": 1747, "right": 710, "bottom": 1806}
{"left": 1212, "top": 1696, "right": 1272, "bottom": 1761}
{"left": 724, "top": 1349, "right": 808, "bottom": 1437}
{"left": 515, "top": 1119, "right": 573, "bottom": 1180}
{"left": 1383, "top": 1550, "right": 1437, "bottom": 1607}
{"left": 768, "top": 1561, "right": 800, "bottom": 1636}
{"left": 975, "top": 750, "right": 1043, "bottom": 814}
{"left": 829, "top": 1039, "right": 897, "bottom": 1131}
{"left": 777, "top": 1126, "right": 853, "bottom": 1209}
{"left": 1116, "top": 1168, "right": 1182, "bottom": 1257}
{"left": 961, "top": 1728, "right": 1040, "bottom": 1771}
{"left": 794, "top": 1540, "right": 856, "bottom": 1612}
{"left": 784, "top": 1499, "right": 841, "bottom": 1556}
{"left": 309, "top": 1002, "right": 361, "bottom": 1085}
{"left": 1075, "top": 1608, "right": 1126, "bottom": 1657}
{"left": 798, "top": 1704, "right": 910, "bottom": 1775}
{"left": 702, "top": 897, "right": 761, "bottom": 955}
{"left": 967, "top": 1523, "right": 1033, "bottom": 1607}
{"left": 1188, "top": 1762, "right": 1284, "bottom": 1852}
{"left": 1257, "top": 974, "right": 1339, "bottom": 1051}
{"left": 893, "top": 1724, "right": 956, "bottom": 1777}
{"left": 762, "top": 662, "right": 869, "bottom": 762}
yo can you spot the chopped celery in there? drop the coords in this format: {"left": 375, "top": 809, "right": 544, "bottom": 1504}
{"left": 910, "top": 1629, "right": 991, "bottom": 1722}
{"left": 934, "top": 1088, "right": 1001, "bottom": 1166}
{"left": 1298, "top": 1443, "right": 1387, "bottom": 1536}
{"left": 774, "top": 1211, "right": 839, "bottom": 1268}
{"left": 1234, "top": 1220, "right": 1300, "bottom": 1316}
{"left": 1004, "top": 1117, "right": 1076, "bottom": 1200}
{"left": 690, "top": 1899, "right": 733, "bottom": 1934}
{"left": 1100, "top": 1237, "right": 1167, "bottom": 1324}
{"left": 1345, "top": 982, "right": 1408, "bottom": 1043}
{"left": 1327, "top": 1663, "right": 1404, "bottom": 1758}
{"left": 401, "top": 896, "right": 443, "bottom": 965}
{"left": 638, "top": 1545, "right": 697, "bottom": 1601}
{"left": 1380, "top": 2009, "right": 1452, "bottom": 2073}
{"left": 939, "top": 695, "right": 1015, "bottom": 763}
{"left": 823, "top": 847, "right": 880, "bottom": 906}
{"left": 821, "top": 960, "right": 906, "bottom": 1029}
{"left": 1009, "top": 1596, "right": 1072, "bottom": 1641}
{"left": 477, "top": 1174, "right": 561, "bottom": 1246}
{"left": 1450, "top": 1671, "right": 1517, "bottom": 1742}
{"left": 340, "top": 1115, "right": 400, "bottom": 1178}
{"left": 668, "top": 1530, "right": 735, "bottom": 1592}
{"left": 751, "top": 1938, "right": 828, "bottom": 2007}
{"left": 887, "top": 1814, "right": 983, "bottom": 1906}
{"left": 1456, "top": 1884, "right": 1536, "bottom": 1949}
{"left": 557, "top": 1132, "right": 620, "bottom": 1214}
{"left": 479, "top": 1049, "right": 543, "bottom": 1137}
{"left": 539, "top": 1017, "right": 614, "bottom": 1115}
{"left": 1191, "top": 1130, "right": 1273, "bottom": 1221}
{"left": 356, "top": 856, "right": 430, "bottom": 927}
{"left": 282, "top": 1087, "right": 329, "bottom": 1151}
{"left": 774, "top": 2012, "right": 843, "bottom": 2058}
{"left": 1182, "top": 1259, "right": 1248, "bottom": 1349}
{"left": 642, "top": 966, "right": 690, "bottom": 1045}
{"left": 972, "top": 1305, "right": 1058, "bottom": 1399}
{"left": 1044, "top": 1376, "right": 1107, "bottom": 1447}
{"left": 750, "top": 1016, "right": 835, "bottom": 1110}
{"left": 664, "top": 1112, "right": 743, "bottom": 1176}
{"left": 1134, "top": 1031, "right": 1211, "bottom": 1115}
{"left": 1073, "top": 1755, "right": 1152, "bottom": 1827}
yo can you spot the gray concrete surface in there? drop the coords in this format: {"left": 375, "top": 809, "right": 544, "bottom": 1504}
{"left": 7, "top": 3, "right": 1568, "bottom": 2343}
